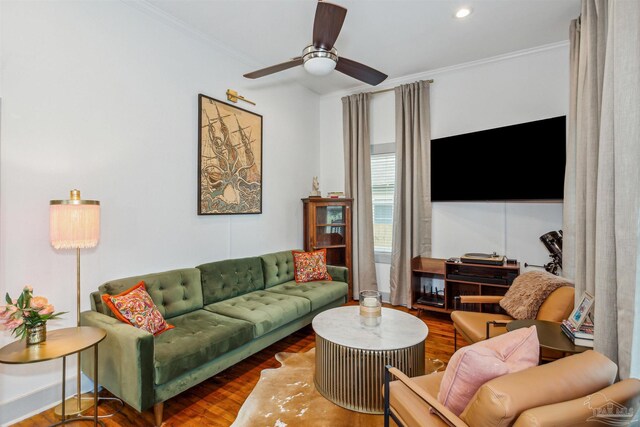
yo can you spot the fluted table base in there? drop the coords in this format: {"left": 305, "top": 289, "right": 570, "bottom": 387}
{"left": 314, "top": 334, "right": 425, "bottom": 414}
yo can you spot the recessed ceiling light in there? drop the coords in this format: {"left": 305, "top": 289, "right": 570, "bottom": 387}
{"left": 455, "top": 8, "right": 472, "bottom": 18}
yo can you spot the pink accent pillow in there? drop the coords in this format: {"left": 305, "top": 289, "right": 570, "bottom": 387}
{"left": 437, "top": 326, "right": 539, "bottom": 415}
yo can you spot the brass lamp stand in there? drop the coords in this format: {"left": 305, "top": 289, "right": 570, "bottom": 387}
{"left": 50, "top": 190, "right": 100, "bottom": 417}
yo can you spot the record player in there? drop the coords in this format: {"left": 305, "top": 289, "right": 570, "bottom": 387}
{"left": 460, "top": 252, "right": 505, "bottom": 266}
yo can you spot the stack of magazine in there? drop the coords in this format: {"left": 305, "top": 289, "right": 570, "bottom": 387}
{"left": 561, "top": 319, "right": 594, "bottom": 347}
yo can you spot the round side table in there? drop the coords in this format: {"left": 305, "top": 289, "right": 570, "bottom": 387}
{"left": 0, "top": 326, "right": 106, "bottom": 426}
{"left": 506, "top": 319, "right": 590, "bottom": 354}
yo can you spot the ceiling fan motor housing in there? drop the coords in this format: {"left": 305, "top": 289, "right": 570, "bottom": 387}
{"left": 302, "top": 45, "right": 338, "bottom": 75}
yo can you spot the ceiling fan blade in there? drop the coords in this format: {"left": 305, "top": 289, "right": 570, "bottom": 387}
{"left": 243, "top": 57, "right": 303, "bottom": 79}
{"left": 335, "top": 57, "right": 388, "bottom": 86}
{"left": 312, "top": 1, "right": 347, "bottom": 50}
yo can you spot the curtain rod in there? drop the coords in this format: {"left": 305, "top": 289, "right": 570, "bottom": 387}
{"left": 369, "top": 79, "right": 434, "bottom": 95}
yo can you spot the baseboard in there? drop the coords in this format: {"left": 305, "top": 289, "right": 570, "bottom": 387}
{"left": 0, "top": 374, "right": 95, "bottom": 426}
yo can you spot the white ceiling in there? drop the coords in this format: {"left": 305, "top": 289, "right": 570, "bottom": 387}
{"left": 147, "top": 0, "right": 580, "bottom": 95}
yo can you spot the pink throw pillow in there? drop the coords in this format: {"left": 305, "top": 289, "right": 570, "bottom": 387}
{"left": 437, "top": 326, "right": 539, "bottom": 415}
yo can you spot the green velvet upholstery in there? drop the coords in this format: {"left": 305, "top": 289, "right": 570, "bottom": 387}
{"left": 260, "top": 250, "right": 296, "bottom": 288}
{"left": 204, "top": 291, "right": 310, "bottom": 337}
{"left": 83, "top": 249, "right": 348, "bottom": 423}
{"left": 81, "top": 310, "right": 155, "bottom": 412}
{"left": 153, "top": 310, "right": 253, "bottom": 385}
{"left": 152, "top": 296, "right": 347, "bottom": 406}
{"left": 326, "top": 265, "right": 348, "bottom": 283}
{"left": 265, "top": 280, "right": 348, "bottom": 311}
{"left": 98, "top": 268, "right": 203, "bottom": 320}
{"left": 196, "top": 257, "right": 265, "bottom": 304}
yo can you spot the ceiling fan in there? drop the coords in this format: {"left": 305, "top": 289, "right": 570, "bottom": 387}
{"left": 243, "top": 1, "right": 387, "bottom": 86}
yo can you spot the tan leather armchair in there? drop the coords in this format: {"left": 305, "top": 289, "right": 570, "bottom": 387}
{"left": 383, "top": 350, "right": 640, "bottom": 427}
{"left": 450, "top": 286, "right": 574, "bottom": 350}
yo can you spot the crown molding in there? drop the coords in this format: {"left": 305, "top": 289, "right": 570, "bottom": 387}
{"left": 322, "top": 40, "right": 570, "bottom": 99}
{"left": 119, "top": 0, "right": 262, "bottom": 70}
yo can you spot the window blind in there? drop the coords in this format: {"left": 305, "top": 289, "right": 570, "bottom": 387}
{"left": 371, "top": 152, "right": 395, "bottom": 253}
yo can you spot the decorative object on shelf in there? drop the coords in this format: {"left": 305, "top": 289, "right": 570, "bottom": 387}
{"left": 460, "top": 252, "right": 505, "bottom": 266}
{"left": 225, "top": 89, "right": 256, "bottom": 106}
{"left": 326, "top": 191, "right": 345, "bottom": 198}
{"left": 50, "top": 189, "right": 100, "bottom": 416}
{"left": 198, "top": 94, "right": 263, "bottom": 215}
{"left": 568, "top": 291, "right": 594, "bottom": 329}
{"left": 310, "top": 176, "right": 321, "bottom": 197}
{"left": 359, "top": 290, "right": 381, "bottom": 326}
{"left": 0, "top": 285, "right": 66, "bottom": 345}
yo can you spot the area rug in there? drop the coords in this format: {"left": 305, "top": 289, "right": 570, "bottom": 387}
{"left": 231, "top": 349, "right": 384, "bottom": 427}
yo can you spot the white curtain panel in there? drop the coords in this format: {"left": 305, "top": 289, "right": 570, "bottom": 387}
{"left": 565, "top": 0, "right": 640, "bottom": 379}
{"left": 342, "top": 93, "right": 378, "bottom": 298}
{"left": 389, "top": 81, "right": 432, "bottom": 307}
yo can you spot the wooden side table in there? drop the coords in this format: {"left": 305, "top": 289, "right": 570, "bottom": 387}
{"left": 507, "top": 319, "right": 590, "bottom": 355}
{"left": 0, "top": 326, "right": 106, "bottom": 426}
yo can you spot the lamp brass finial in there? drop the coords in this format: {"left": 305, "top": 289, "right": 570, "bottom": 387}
{"left": 70, "top": 189, "right": 81, "bottom": 200}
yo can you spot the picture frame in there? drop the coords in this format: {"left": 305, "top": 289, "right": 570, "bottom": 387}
{"left": 198, "top": 94, "right": 263, "bottom": 215}
{"left": 568, "top": 291, "right": 594, "bottom": 329}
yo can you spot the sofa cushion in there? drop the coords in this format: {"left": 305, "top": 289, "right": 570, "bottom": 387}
{"left": 197, "top": 257, "right": 265, "bottom": 305}
{"left": 101, "top": 281, "right": 174, "bottom": 335}
{"left": 98, "top": 268, "right": 203, "bottom": 320}
{"left": 292, "top": 249, "right": 332, "bottom": 283}
{"left": 438, "top": 326, "right": 539, "bottom": 416}
{"left": 204, "top": 291, "right": 311, "bottom": 337}
{"left": 265, "top": 280, "right": 347, "bottom": 311}
{"left": 260, "top": 250, "right": 297, "bottom": 288}
{"left": 153, "top": 310, "right": 254, "bottom": 385}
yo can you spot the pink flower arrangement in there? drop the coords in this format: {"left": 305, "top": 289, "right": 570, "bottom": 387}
{"left": 0, "top": 285, "right": 66, "bottom": 340}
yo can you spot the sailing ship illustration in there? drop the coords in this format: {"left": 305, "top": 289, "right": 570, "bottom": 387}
{"left": 200, "top": 98, "right": 261, "bottom": 214}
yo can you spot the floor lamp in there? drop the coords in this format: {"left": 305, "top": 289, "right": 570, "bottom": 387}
{"left": 50, "top": 189, "right": 100, "bottom": 416}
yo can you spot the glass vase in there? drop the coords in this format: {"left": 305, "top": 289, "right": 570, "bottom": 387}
{"left": 359, "top": 290, "right": 382, "bottom": 327}
{"left": 26, "top": 324, "right": 46, "bottom": 346}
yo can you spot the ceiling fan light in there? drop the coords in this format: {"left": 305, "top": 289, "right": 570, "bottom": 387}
{"left": 455, "top": 7, "right": 472, "bottom": 18}
{"left": 304, "top": 56, "right": 337, "bottom": 76}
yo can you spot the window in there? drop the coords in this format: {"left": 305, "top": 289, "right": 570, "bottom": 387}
{"left": 371, "top": 143, "right": 395, "bottom": 262}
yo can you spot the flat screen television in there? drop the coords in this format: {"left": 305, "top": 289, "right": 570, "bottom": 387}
{"left": 430, "top": 116, "right": 566, "bottom": 201}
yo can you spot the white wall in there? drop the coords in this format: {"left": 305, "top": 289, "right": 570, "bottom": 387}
{"left": 0, "top": 1, "right": 320, "bottom": 423}
{"left": 319, "top": 44, "right": 568, "bottom": 295}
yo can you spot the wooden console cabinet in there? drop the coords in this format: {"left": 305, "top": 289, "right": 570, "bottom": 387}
{"left": 302, "top": 198, "right": 353, "bottom": 299}
{"left": 412, "top": 257, "right": 520, "bottom": 314}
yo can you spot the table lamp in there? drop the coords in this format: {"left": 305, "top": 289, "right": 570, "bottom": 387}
{"left": 50, "top": 189, "right": 100, "bottom": 416}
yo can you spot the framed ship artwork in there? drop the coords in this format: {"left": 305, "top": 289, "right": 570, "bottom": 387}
{"left": 198, "top": 94, "right": 263, "bottom": 215}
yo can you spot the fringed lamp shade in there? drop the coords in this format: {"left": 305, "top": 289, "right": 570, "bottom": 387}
{"left": 50, "top": 190, "right": 100, "bottom": 249}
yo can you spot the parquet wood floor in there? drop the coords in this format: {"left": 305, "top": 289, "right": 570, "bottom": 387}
{"left": 12, "top": 305, "right": 465, "bottom": 427}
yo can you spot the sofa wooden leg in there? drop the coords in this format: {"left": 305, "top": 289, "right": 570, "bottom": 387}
{"left": 153, "top": 402, "right": 164, "bottom": 426}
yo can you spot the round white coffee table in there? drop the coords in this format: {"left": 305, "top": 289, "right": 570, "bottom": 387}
{"left": 312, "top": 306, "right": 428, "bottom": 414}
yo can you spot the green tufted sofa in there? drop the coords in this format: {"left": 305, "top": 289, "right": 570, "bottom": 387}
{"left": 80, "top": 250, "right": 348, "bottom": 426}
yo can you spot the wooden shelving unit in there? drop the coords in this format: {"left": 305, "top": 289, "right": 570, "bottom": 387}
{"left": 302, "top": 198, "right": 353, "bottom": 299}
{"left": 412, "top": 257, "right": 520, "bottom": 314}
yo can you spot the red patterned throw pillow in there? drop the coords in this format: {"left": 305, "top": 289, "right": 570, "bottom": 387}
{"left": 292, "top": 249, "right": 333, "bottom": 283}
{"left": 101, "top": 281, "right": 174, "bottom": 336}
